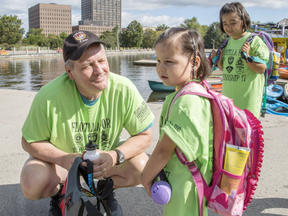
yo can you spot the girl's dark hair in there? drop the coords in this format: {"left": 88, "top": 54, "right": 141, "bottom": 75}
{"left": 155, "top": 27, "right": 210, "bottom": 81}
{"left": 219, "top": 2, "right": 251, "bottom": 33}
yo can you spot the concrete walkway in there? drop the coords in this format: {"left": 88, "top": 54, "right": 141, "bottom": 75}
{"left": 0, "top": 89, "right": 288, "bottom": 215}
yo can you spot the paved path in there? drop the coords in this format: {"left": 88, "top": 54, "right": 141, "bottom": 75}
{"left": 0, "top": 89, "right": 287, "bottom": 215}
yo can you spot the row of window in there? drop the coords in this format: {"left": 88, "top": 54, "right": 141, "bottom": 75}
{"left": 41, "top": 26, "right": 71, "bottom": 29}
{"left": 40, "top": 13, "right": 71, "bottom": 17}
{"left": 80, "top": 27, "right": 113, "bottom": 31}
{"left": 40, "top": 17, "right": 71, "bottom": 21}
{"left": 40, "top": 21, "right": 71, "bottom": 25}
{"left": 40, "top": 8, "right": 71, "bottom": 13}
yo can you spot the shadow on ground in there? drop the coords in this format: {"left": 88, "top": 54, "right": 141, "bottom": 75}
{"left": 0, "top": 183, "right": 164, "bottom": 216}
{"left": 209, "top": 197, "right": 288, "bottom": 216}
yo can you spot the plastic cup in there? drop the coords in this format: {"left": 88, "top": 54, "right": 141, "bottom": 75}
{"left": 151, "top": 180, "right": 171, "bottom": 205}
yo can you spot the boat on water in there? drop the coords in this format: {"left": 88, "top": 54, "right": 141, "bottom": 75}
{"left": 264, "top": 84, "right": 284, "bottom": 99}
{"left": 148, "top": 80, "right": 175, "bottom": 92}
{"left": 148, "top": 79, "right": 222, "bottom": 92}
{"left": 263, "top": 97, "right": 288, "bottom": 117}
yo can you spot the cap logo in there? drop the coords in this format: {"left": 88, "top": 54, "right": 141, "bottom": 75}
{"left": 74, "top": 33, "right": 86, "bottom": 41}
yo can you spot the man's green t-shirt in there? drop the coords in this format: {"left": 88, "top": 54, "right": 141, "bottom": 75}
{"left": 221, "top": 33, "right": 269, "bottom": 117}
{"left": 22, "top": 72, "right": 155, "bottom": 153}
{"left": 159, "top": 87, "right": 213, "bottom": 216}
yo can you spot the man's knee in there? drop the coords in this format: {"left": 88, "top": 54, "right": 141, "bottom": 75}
{"left": 20, "top": 159, "right": 60, "bottom": 200}
{"left": 113, "top": 152, "right": 149, "bottom": 187}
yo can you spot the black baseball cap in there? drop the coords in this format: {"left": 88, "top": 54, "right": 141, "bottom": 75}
{"left": 63, "top": 30, "right": 106, "bottom": 62}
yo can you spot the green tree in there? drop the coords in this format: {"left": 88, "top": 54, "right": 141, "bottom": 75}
{"left": 0, "top": 15, "right": 24, "bottom": 44}
{"left": 156, "top": 24, "right": 170, "bottom": 32}
{"left": 120, "top": 20, "right": 143, "bottom": 48}
{"left": 142, "top": 29, "right": 158, "bottom": 48}
{"left": 48, "top": 34, "right": 64, "bottom": 49}
{"left": 180, "top": 17, "right": 209, "bottom": 38}
{"left": 22, "top": 28, "right": 48, "bottom": 46}
{"left": 59, "top": 32, "right": 68, "bottom": 40}
{"left": 203, "top": 22, "right": 228, "bottom": 49}
{"left": 181, "top": 17, "right": 201, "bottom": 31}
{"left": 99, "top": 25, "right": 119, "bottom": 49}
{"left": 100, "top": 30, "right": 117, "bottom": 48}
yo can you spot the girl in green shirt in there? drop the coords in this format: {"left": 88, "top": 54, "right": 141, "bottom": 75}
{"left": 141, "top": 27, "right": 213, "bottom": 216}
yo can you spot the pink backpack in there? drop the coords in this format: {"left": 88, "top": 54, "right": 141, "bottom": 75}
{"left": 169, "top": 81, "right": 264, "bottom": 216}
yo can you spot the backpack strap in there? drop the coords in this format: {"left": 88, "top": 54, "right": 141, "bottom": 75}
{"left": 169, "top": 81, "right": 213, "bottom": 216}
{"left": 213, "top": 38, "right": 229, "bottom": 67}
{"left": 67, "top": 157, "right": 113, "bottom": 216}
{"left": 168, "top": 81, "right": 213, "bottom": 115}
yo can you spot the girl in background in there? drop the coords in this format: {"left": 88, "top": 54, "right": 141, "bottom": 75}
{"left": 213, "top": 2, "right": 269, "bottom": 117}
{"left": 141, "top": 27, "right": 213, "bottom": 216}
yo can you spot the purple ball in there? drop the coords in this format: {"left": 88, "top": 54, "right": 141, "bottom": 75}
{"left": 151, "top": 180, "right": 171, "bottom": 205}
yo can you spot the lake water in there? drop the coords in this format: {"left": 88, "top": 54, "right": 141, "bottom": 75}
{"left": 0, "top": 53, "right": 171, "bottom": 103}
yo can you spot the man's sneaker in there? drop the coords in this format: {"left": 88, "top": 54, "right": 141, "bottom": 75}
{"left": 48, "top": 185, "right": 63, "bottom": 216}
{"left": 98, "top": 180, "right": 123, "bottom": 216}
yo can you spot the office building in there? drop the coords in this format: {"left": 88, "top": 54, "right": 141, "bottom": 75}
{"left": 81, "top": 0, "right": 121, "bottom": 30}
{"left": 72, "top": 25, "right": 114, "bottom": 36}
{"left": 28, "top": 3, "right": 72, "bottom": 36}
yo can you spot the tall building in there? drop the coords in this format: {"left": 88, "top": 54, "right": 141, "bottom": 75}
{"left": 28, "top": 3, "right": 72, "bottom": 36}
{"left": 81, "top": 0, "right": 121, "bottom": 30}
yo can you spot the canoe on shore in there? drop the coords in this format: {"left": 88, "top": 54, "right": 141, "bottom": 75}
{"left": 263, "top": 97, "right": 288, "bottom": 117}
{"left": 279, "top": 67, "right": 288, "bottom": 79}
{"left": 264, "top": 84, "right": 284, "bottom": 99}
{"left": 284, "top": 83, "right": 288, "bottom": 103}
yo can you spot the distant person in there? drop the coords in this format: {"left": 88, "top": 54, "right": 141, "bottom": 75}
{"left": 211, "top": 1, "right": 269, "bottom": 117}
{"left": 20, "top": 30, "right": 155, "bottom": 216}
{"left": 141, "top": 27, "right": 213, "bottom": 216}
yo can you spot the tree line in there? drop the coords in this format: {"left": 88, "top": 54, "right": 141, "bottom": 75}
{"left": 0, "top": 14, "right": 258, "bottom": 50}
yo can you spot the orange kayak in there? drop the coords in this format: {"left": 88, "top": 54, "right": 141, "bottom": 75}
{"left": 279, "top": 68, "right": 288, "bottom": 79}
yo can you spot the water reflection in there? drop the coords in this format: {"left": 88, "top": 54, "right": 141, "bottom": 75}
{"left": 0, "top": 53, "right": 168, "bottom": 102}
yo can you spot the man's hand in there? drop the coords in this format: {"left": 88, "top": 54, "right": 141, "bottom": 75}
{"left": 81, "top": 150, "right": 117, "bottom": 179}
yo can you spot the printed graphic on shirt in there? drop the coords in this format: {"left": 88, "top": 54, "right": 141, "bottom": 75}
{"left": 223, "top": 48, "right": 247, "bottom": 83}
{"left": 134, "top": 101, "right": 152, "bottom": 123}
{"left": 228, "top": 56, "right": 234, "bottom": 65}
{"left": 71, "top": 118, "right": 112, "bottom": 152}
{"left": 236, "top": 57, "right": 244, "bottom": 75}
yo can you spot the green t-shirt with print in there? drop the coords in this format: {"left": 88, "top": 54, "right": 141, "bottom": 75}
{"left": 221, "top": 32, "right": 269, "bottom": 117}
{"left": 159, "top": 87, "right": 213, "bottom": 216}
{"left": 22, "top": 72, "right": 155, "bottom": 153}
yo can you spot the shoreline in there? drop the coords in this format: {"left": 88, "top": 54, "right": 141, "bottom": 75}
{"left": 0, "top": 49, "right": 215, "bottom": 61}
{"left": 0, "top": 50, "right": 156, "bottom": 60}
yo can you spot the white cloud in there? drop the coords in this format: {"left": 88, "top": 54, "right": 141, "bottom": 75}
{"left": 72, "top": 13, "right": 81, "bottom": 27}
{"left": 122, "top": 12, "right": 185, "bottom": 28}
{"left": 122, "top": 0, "right": 288, "bottom": 11}
{"left": 1, "top": 0, "right": 287, "bottom": 35}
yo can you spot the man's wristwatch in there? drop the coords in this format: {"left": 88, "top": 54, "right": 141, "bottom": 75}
{"left": 114, "top": 149, "right": 125, "bottom": 165}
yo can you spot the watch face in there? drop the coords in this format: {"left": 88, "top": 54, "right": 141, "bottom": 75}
{"left": 116, "top": 150, "right": 125, "bottom": 164}
{"left": 119, "top": 153, "right": 125, "bottom": 163}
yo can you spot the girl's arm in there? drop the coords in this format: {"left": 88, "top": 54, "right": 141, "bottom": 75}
{"left": 246, "top": 61, "right": 267, "bottom": 74}
{"left": 141, "top": 133, "right": 176, "bottom": 197}
{"left": 242, "top": 42, "right": 267, "bottom": 74}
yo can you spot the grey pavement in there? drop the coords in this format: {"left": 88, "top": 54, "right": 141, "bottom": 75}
{"left": 0, "top": 88, "right": 288, "bottom": 215}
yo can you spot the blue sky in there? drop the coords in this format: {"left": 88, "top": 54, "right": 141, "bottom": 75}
{"left": 0, "top": 0, "right": 287, "bottom": 33}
